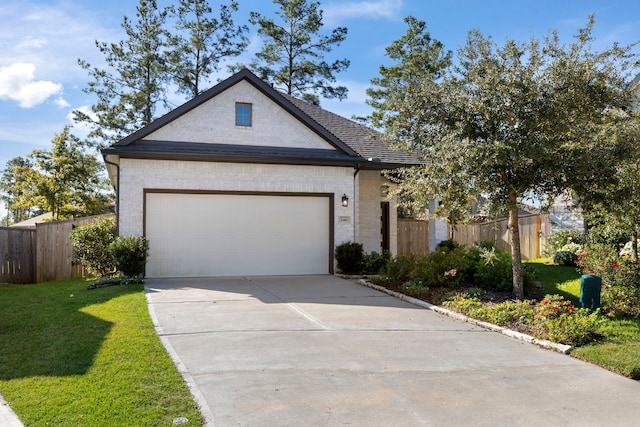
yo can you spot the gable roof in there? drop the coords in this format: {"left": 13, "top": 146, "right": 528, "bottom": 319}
{"left": 102, "top": 69, "right": 420, "bottom": 169}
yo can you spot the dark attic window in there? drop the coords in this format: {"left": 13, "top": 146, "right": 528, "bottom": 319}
{"left": 235, "top": 102, "right": 252, "bottom": 127}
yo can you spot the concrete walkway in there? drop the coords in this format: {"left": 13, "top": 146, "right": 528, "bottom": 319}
{"left": 0, "top": 394, "right": 23, "bottom": 427}
{"left": 146, "top": 275, "right": 640, "bottom": 426}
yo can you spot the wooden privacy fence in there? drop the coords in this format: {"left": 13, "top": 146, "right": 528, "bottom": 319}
{"left": 450, "top": 213, "right": 550, "bottom": 260}
{"left": 0, "top": 214, "right": 113, "bottom": 284}
{"left": 0, "top": 227, "right": 36, "bottom": 284}
{"left": 397, "top": 218, "right": 429, "bottom": 256}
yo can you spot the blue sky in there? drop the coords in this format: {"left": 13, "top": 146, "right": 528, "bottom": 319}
{"left": 2, "top": 0, "right": 640, "bottom": 216}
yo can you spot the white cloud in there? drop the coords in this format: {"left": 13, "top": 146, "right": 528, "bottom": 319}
{"left": 0, "top": 63, "right": 63, "bottom": 108}
{"left": 324, "top": 0, "right": 404, "bottom": 25}
{"left": 54, "top": 97, "right": 70, "bottom": 108}
{"left": 67, "top": 105, "right": 96, "bottom": 138}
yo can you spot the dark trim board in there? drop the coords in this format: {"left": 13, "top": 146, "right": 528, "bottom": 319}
{"left": 143, "top": 189, "right": 335, "bottom": 275}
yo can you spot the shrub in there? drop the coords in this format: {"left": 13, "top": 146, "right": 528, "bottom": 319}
{"left": 465, "top": 243, "right": 513, "bottom": 292}
{"left": 445, "top": 293, "right": 601, "bottom": 346}
{"left": 335, "top": 241, "right": 365, "bottom": 274}
{"left": 383, "top": 255, "right": 418, "bottom": 285}
{"left": 362, "top": 251, "right": 390, "bottom": 274}
{"left": 534, "top": 309, "right": 601, "bottom": 346}
{"left": 544, "top": 229, "right": 586, "bottom": 257}
{"left": 576, "top": 244, "right": 640, "bottom": 317}
{"left": 109, "top": 235, "right": 149, "bottom": 277}
{"left": 435, "top": 239, "right": 460, "bottom": 251}
{"left": 410, "top": 247, "right": 467, "bottom": 287}
{"left": 70, "top": 217, "right": 116, "bottom": 277}
{"left": 553, "top": 251, "right": 578, "bottom": 266}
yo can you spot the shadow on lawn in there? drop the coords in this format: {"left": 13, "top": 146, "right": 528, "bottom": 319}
{"left": 0, "top": 281, "right": 141, "bottom": 380}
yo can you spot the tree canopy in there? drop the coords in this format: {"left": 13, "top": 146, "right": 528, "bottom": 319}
{"left": 0, "top": 127, "right": 113, "bottom": 222}
{"left": 166, "top": 0, "right": 248, "bottom": 98}
{"left": 368, "top": 15, "right": 639, "bottom": 298}
{"left": 247, "top": 0, "right": 350, "bottom": 105}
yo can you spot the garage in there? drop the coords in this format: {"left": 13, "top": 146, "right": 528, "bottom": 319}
{"left": 144, "top": 192, "right": 332, "bottom": 278}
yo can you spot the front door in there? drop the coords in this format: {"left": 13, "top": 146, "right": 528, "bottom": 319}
{"left": 381, "top": 202, "right": 390, "bottom": 252}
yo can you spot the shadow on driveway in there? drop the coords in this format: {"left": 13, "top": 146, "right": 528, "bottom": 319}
{"left": 146, "top": 275, "right": 640, "bottom": 426}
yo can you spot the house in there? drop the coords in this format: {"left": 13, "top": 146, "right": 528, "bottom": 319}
{"left": 101, "top": 69, "right": 420, "bottom": 278}
{"left": 9, "top": 212, "right": 54, "bottom": 229}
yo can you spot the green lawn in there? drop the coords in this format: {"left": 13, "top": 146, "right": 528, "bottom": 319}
{"left": 526, "top": 259, "right": 640, "bottom": 380}
{"left": 0, "top": 279, "right": 203, "bottom": 426}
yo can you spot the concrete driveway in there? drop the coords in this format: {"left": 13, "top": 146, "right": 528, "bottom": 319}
{"left": 145, "top": 275, "right": 640, "bottom": 426}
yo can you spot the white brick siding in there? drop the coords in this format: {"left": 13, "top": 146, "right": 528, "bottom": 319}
{"left": 144, "top": 81, "right": 334, "bottom": 150}
{"left": 355, "top": 170, "right": 398, "bottom": 256}
{"left": 118, "top": 158, "right": 355, "bottom": 249}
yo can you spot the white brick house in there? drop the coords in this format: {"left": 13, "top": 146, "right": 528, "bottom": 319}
{"left": 102, "top": 70, "right": 419, "bottom": 278}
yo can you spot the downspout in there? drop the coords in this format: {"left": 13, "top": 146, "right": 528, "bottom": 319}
{"left": 103, "top": 157, "right": 120, "bottom": 235}
{"left": 353, "top": 162, "right": 360, "bottom": 241}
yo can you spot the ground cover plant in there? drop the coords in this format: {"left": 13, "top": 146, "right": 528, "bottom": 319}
{"left": 0, "top": 279, "right": 203, "bottom": 426}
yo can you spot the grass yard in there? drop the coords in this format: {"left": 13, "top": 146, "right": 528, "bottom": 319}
{"left": 0, "top": 279, "right": 203, "bottom": 426}
{"left": 526, "top": 259, "right": 640, "bottom": 380}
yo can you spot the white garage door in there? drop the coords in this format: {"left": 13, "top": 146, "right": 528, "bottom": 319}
{"left": 145, "top": 192, "right": 331, "bottom": 277}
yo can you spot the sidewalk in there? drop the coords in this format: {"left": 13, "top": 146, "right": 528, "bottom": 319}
{"left": 0, "top": 394, "right": 24, "bottom": 427}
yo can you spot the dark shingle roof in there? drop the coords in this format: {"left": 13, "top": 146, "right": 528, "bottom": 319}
{"left": 103, "top": 69, "right": 420, "bottom": 169}
{"left": 280, "top": 93, "right": 420, "bottom": 166}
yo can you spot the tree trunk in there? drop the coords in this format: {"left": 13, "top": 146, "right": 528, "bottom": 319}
{"left": 631, "top": 228, "right": 638, "bottom": 263}
{"left": 508, "top": 191, "right": 524, "bottom": 299}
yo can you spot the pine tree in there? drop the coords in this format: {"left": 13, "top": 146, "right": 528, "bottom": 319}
{"left": 167, "top": 0, "right": 248, "bottom": 98}
{"left": 75, "top": 0, "right": 169, "bottom": 147}
{"left": 247, "top": 0, "right": 349, "bottom": 105}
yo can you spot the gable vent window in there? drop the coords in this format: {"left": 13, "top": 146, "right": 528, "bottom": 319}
{"left": 235, "top": 102, "right": 252, "bottom": 127}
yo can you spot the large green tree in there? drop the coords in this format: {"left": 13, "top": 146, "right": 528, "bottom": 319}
{"left": 166, "top": 0, "right": 248, "bottom": 98}
{"left": 368, "top": 16, "right": 638, "bottom": 299}
{"left": 579, "top": 111, "right": 640, "bottom": 262}
{"left": 10, "top": 127, "right": 112, "bottom": 220}
{"left": 75, "top": 0, "right": 169, "bottom": 147}
{"left": 246, "top": 0, "right": 349, "bottom": 105}
{"left": 0, "top": 157, "right": 35, "bottom": 225}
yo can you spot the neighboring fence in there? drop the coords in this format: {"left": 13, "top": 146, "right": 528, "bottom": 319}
{"left": 0, "top": 227, "right": 36, "bottom": 284}
{"left": 450, "top": 213, "right": 550, "bottom": 260}
{"left": 0, "top": 214, "right": 113, "bottom": 284}
{"left": 397, "top": 218, "right": 429, "bottom": 256}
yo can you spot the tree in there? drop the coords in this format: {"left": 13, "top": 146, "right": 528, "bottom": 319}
{"left": 11, "top": 127, "right": 113, "bottom": 220}
{"left": 166, "top": 0, "right": 248, "bottom": 98}
{"left": 246, "top": 0, "right": 349, "bottom": 105}
{"left": 579, "top": 111, "right": 640, "bottom": 262}
{"left": 0, "top": 157, "right": 36, "bottom": 225}
{"left": 75, "top": 0, "right": 169, "bottom": 147}
{"left": 368, "top": 16, "right": 638, "bottom": 299}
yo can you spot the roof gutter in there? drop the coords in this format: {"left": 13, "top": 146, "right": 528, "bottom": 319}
{"left": 102, "top": 156, "right": 120, "bottom": 235}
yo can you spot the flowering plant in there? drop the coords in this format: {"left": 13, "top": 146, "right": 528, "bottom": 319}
{"left": 534, "top": 294, "right": 575, "bottom": 321}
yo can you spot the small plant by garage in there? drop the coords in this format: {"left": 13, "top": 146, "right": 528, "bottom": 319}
{"left": 70, "top": 218, "right": 149, "bottom": 287}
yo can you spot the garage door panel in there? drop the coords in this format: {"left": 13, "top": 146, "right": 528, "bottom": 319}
{"left": 145, "top": 193, "right": 330, "bottom": 277}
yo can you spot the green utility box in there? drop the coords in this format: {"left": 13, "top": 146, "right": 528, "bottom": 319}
{"left": 580, "top": 274, "right": 601, "bottom": 310}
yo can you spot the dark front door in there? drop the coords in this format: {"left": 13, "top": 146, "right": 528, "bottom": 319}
{"left": 381, "top": 202, "right": 390, "bottom": 252}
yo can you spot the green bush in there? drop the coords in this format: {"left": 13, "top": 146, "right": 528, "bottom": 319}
{"left": 553, "top": 250, "right": 578, "bottom": 266}
{"left": 362, "top": 251, "right": 391, "bottom": 274}
{"left": 465, "top": 243, "right": 513, "bottom": 292}
{"left": 109, "top": 235, "right": 149, "bottom": 277}
{"left": 445, "top": 293, "right": 601, "bottom": 346}
{"left": 383, "top": 255, "right": 418, "bottom": 284}
{"left": 534, "top": 310, "right": 601, "bottom": 346}
{"left": 410, "top": 247, "right": 467, "bottom": 287}
{"left": 70, "top": 217, "right": 116, "bottom": 277}
{"left": 435, "top": 239, "right": 460, "bottom": 251}
{"left": 576, "top": 243, "right": 640, "bottom": 317}
{"left": 335, "top": 241, "right": 365, "bottom": 274}
{"left": 544, "top": 229, "right": 586, "bottom": 257}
